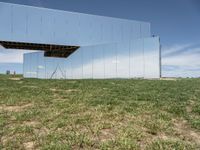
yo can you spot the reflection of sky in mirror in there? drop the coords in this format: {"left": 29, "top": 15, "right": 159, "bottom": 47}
{"left": 23, "top": 37, "right": 160, "bottom": 79}
{"left": 0, "top": 0, "right": 200, "bottom": 77}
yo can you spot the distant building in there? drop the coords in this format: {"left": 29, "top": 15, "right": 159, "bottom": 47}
{"left": 0, "top": 2, "right": 161, "bottom": 79}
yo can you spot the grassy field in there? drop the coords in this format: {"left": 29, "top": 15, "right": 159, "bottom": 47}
{"left": 0, "top": 75, "right": 200, "bottom": 150}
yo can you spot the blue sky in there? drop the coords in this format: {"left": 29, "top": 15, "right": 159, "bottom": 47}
{"left": 0, "top": 0, "right": 200, "bottom": 77}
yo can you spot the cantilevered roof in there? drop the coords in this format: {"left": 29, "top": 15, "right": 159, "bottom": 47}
{"left": 0, "top": 41, "right": 79, "bottom": 58}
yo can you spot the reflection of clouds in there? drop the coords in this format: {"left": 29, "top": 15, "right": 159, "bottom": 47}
{"left": 26, "top": 71, "right": 37, "bottom": 75}
{"left": 162, "top": 43, "right": 200, "bottom": 77}
{"left": 67, "top": 51, "right": 159, "bottom": 79}
{"left": 0, "top": 48, "right": 37, "bottom": 63}
{"left": 112, "top": 60, "right": 120, "bottom": 64}
{"left": 24, "top": 37, "right": 160, "bottom": 79}
{"left": 0, "top": 45, "right": 4, "bottom": 49}
{"left": 0, "top": 49, "right": 26, "bottom": 63}
{"left": 38, "top": 65, "right": 45, "bottom": 69}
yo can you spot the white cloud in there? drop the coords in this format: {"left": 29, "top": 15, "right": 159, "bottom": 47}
{"left": 163, "top": 53, "right": 200, "bottom": 67}
{"left": 162, "top": 44, "right": 200, "bottom": 77}
{"left": 162, "top": 44, "right": 192, "bottom": 56}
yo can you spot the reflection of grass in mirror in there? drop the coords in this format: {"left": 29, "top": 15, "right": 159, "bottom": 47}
{"left": 0, "top": 74, "right": 200, "bottom": 149}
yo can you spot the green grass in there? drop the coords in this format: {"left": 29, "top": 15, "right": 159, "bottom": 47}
{"left": 0, "top": 74, "right": 200, "bottom": 149}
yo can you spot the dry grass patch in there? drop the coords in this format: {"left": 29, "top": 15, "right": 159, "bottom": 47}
{"left": 0, "top": 103, "right": 33, "bottom": 112}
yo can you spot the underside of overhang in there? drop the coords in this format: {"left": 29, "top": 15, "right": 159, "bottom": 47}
{"left": 0, "top": 41, "right": 80, "bottom": 58}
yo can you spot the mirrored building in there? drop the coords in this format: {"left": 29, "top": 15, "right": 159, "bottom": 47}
{"left": 0, "top": 2, "right": 161, "bottom": 79}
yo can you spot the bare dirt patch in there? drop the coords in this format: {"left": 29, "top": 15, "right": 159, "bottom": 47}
{"left": 1, "top": 135, "right": 12, "bottom": 146}
{"left": 1, "top": 133, "right": 22, "bottom": 146}
{"left": 186, "top": 106, "right": 193, "bottom": 113}
{"left": 34, "top": 126, "right": 50, "bottom": 137}
{"left": 17, "top": 81, "right": 24, "bottom": 84}
{"left": 50, "top": 88, "right": 79, "bottom": 93}
{"left": 186, "top": 100, "right": 195, "bottom": 113}
{"left": 97, "top": 128, "right": 115, "bottom": 142}
{"left": 22, "top": 85, "right": 38, "bottom": 89}
{"left": 139, "top": 133, "right": 177, "bottom": 150}
{"left": 23, "top": 141, "right": 34, "bottom": 150}
{"left": 0, "top": 103, "right": 33, "bottom": 112}
{"left": 173, "top": 119, "right": 200, "bottom": 145}
{"left": 9, "top": 77, "right": 22, "bottom": 81}
{"left": 23, "top": 121, "right": 40, "bottom": 127}
{"left": 160, "top": 78, "right": 177, "bottom": 81}
{"left": 140, "top": 118, "right": 200, "bottom": 149}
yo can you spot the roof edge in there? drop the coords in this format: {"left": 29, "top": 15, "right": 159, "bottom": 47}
{"left": 0, "top": 2, "right": 150, "bottom": 24}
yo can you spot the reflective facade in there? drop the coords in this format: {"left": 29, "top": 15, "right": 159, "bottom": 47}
{"left": 24, "top": 37, "right": 160, "bottom": 79}
{"left": 0, "top": 2, "right": 161, "bottom": 79}
{"left": 0, "top": 2, "right": 150, "bottom": 46}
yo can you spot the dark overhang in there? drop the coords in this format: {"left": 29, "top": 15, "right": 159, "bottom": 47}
{"left": 0, "top": 41, "right": 79, "bottom": 58}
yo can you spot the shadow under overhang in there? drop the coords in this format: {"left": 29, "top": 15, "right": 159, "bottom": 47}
{"left": 0, "top": 41, "right": 80, "bottom": 58}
